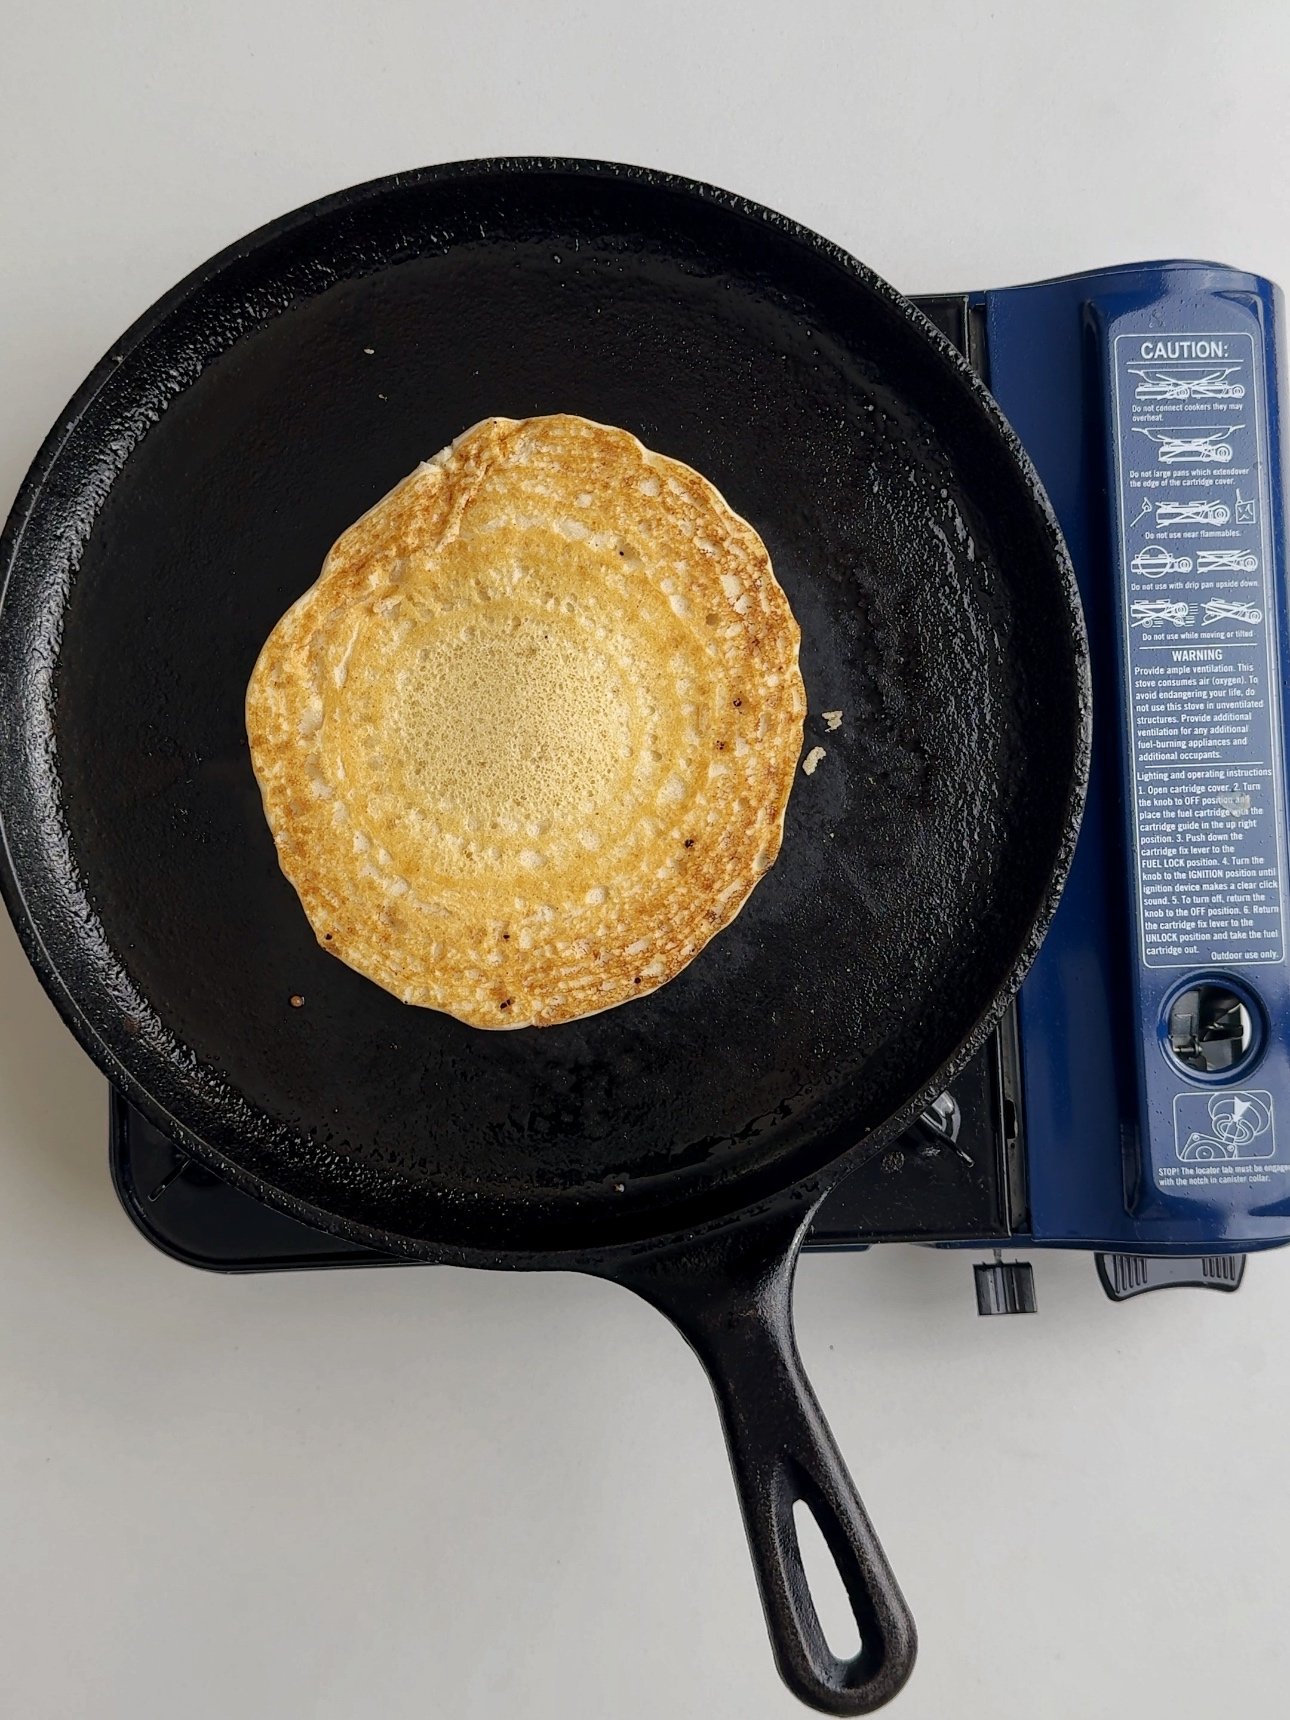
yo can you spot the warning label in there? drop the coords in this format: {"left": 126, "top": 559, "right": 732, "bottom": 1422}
{"left": 1111, "top": 330, "right": 1287, "bottom": 967}
{"left": 1158, "top": 1088, "right": 1290, "bottom": 1190}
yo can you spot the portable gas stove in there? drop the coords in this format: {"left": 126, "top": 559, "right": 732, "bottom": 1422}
{"left": 110, "top": 261, "right": 1290, "bottom": 1309}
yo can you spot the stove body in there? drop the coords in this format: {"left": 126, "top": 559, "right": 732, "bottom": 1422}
{"left": 110, "top": 262, "right": 1290, "bottom": 1306}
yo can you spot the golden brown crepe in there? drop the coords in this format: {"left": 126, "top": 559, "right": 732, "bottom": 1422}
{"left": 246, "top": 414, "right": 806, "bottom": 1027}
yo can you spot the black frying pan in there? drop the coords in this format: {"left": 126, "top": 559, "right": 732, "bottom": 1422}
{"left": 0, "top": 160, "right": 1089, "bottom": 1714}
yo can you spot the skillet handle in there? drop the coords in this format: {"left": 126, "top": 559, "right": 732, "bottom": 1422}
{"left": 612, "top": 1213, "right": 916, "bottom": 1715}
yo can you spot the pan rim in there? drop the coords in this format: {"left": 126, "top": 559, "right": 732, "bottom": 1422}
{"left": 0, "top": 156, "right": 1092, "bottom": 1268}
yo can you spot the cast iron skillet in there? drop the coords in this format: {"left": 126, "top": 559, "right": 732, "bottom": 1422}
{"left": 0, "top": 160, "right": 1089, "bottom": 1713}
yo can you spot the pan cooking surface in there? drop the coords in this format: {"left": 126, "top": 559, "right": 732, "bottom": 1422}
{"left": 0, "top": 163, "right": 1086, "bottom": 1257}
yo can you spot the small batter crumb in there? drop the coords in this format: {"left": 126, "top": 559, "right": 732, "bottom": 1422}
{"left": 802, "top": 746, "right": 826, "bottom": 776}
{"left": 290, "top": 994, "right": 305, "bottom": 1008}
{"left": 363, "top": 346, "right": 375, "bottom": 355}
{"left": 822, "top": 710, "right": 843, "bottom": 731}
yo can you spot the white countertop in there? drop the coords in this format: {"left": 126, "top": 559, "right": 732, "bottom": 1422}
{"left": 3, "top": 5, "right": 1289, "bottom": 1716}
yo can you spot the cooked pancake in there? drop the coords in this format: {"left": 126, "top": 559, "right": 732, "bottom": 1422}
{"left": 246, "top": 414, "right": 806, "bottom": 1028}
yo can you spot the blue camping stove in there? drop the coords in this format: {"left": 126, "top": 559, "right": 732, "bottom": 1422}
{"left": 109, "top": 262, "right": 1290, "bottom": 1309}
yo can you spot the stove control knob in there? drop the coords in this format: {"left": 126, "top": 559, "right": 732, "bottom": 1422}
{"left": 973, "top": 1255, "right": 1037, "bottom": 1315}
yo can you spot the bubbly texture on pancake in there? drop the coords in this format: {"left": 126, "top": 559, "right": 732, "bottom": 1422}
{"left": 246, "top": 415, "right": 806, "bottom": 1027}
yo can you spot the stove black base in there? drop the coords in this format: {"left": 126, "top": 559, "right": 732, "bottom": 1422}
{"left": 109, "top": 1005, "right": 1021, "bottom": 1269}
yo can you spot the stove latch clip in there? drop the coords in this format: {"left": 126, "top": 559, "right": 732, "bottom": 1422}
{"left": 1095, "top": 1253, "right": 1247, "bottom": 1301}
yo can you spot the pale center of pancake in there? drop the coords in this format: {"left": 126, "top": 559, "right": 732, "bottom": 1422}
{"left": 387, "top": 608, "right": 634, "bottom": 833}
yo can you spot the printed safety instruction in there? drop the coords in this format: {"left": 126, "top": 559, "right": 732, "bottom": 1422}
{"left": 1111, "top": 330, "right": 1286, "bottom": 968}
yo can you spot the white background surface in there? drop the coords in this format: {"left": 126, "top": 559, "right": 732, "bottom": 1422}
{"left": 2, "top": 4, "right": 1289, "bottom": 1717}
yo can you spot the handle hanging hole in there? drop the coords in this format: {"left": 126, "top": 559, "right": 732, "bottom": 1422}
{"left": 793, "top": 1497, "right": 862, "bottom": 1660}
